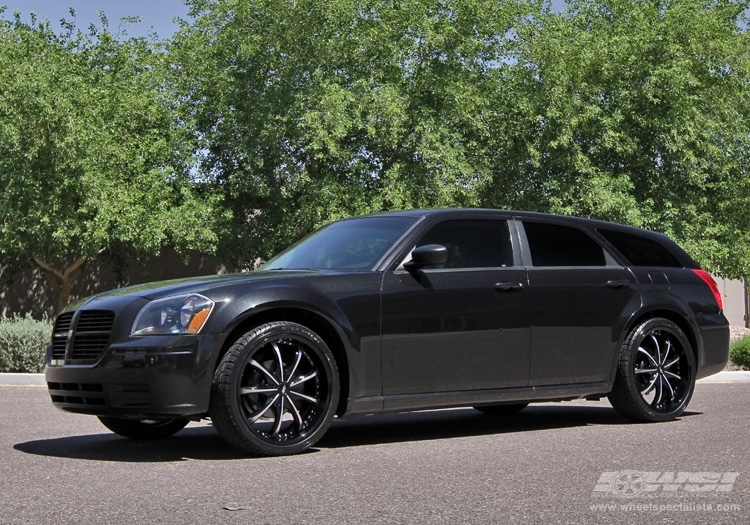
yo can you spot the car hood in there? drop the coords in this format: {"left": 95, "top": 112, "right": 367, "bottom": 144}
{"left": 66, "top": 270, "right": 327, "bottom": 310}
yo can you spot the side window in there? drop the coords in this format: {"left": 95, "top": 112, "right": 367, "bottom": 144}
{"left": 522, "top": 221, "right": 606, "bottom": 267}
{"left": 416, "top": 220, "right": 513, "bottom": 269}
{"left": 597, "top": 228, "right": 682, "bottom": 267}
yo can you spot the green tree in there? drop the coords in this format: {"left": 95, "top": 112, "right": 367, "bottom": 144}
{"left": 484, "top": 0, "right": 750, "bottom": 278}
{"left": 0, "top": 11, "right": 221, "bottom": 312}
{"left": 174, "top": 0, "right": 538, "bottom": 265}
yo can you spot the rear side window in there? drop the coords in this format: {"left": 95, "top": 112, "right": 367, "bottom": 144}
{"left": 416, "top": 220, "right": 513, "bottom": 268}
{"left": 522, "top": 221, "right": 606, "bottom": 267}
{"left": 598, "top": 229, "right": 682, "bottom": 267}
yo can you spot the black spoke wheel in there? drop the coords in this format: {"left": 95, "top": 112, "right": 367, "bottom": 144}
{"left": 97, "top": 416, "right": 188, "bottom": 439}
{"left": 608, "top": 318, "right": 695, "bottom": 422}
{"left": 210, "top": 321, "right": 339, "bottom": 456}
{"left": 474, "top": 403, "right": 528, "bottom": 415}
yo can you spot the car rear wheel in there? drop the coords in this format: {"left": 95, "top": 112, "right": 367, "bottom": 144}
{"left": 210, "top": 321, "right": 339, "bottom": 456}
{"left": 474, "top": 403, "right": 528, "bottom": 415}
{"left": 97, "top": 416, "right": 189, "bottom": 439}
{"left": 608, "top": 318, "right": 695, "bottom": 422}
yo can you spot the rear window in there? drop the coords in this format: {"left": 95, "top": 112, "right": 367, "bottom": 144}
{"left": 597, "top": 229, "right": 682, "bottom": 267}
{"left": 522, "top": 221, "right": 606, "bottom": 267}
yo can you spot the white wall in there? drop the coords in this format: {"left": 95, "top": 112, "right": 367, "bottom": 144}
{"left": 716, "top": 277, "right": 746, "bottom": 327}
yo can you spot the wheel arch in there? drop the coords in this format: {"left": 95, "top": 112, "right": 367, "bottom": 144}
{"left": 607, "top": 312, "right": 698, "bottom": 422}
{"left": 213, "top": 307, "right": 351, "bottom": 416}
{"left": 619, "top": 308, "right": 701, "bottom": 372}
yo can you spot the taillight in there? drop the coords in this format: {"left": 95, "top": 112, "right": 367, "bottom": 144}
{"left": 691, "top": 269, "right": 723, "bottom": 311}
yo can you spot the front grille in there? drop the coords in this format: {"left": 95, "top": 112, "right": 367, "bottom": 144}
{"left": 47, "top": 382, "right": 106, "bottom": 406}
{"left": 76, "top": 311, "right": 115, "bottom": 332}
{"left": 47, "top": 382, "right": 152, "bottom": 409}
{"left": 70, "top": 334, "right": 112, "bottom": 360}
{"left": 52, "top": 312, "right": 74, "bottom": 359}
{"left": 51, "top": 310, "right": 115, "bottom": 363}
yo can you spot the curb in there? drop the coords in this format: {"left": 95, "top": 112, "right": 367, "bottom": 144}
{"left": 697, "top": 371, "right": 750, "bottom": 383}
{"left": 1, "top": 371, "right": 749, "bottom": 385}
{"left": 0, "top": 373, "right": 46, "bottom": 385}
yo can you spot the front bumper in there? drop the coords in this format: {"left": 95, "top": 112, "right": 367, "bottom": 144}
{"left": 45, "top": 334, "right": 222, "bottom": 419}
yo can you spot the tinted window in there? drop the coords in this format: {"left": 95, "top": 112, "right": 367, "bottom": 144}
{"left": 598, "top": 228, "right": 682, "bottom": 267}
{"left": 523, "top": 221, "right": 605, "bottom": 267}
{"left": 416, "top": 220, "right": 513, "bottom": 268}
{"left": 262, "top": 216, "right": 417, "bottom": 270}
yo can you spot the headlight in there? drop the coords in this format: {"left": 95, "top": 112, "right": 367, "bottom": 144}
{"left": 132, "top": 294, "right": 215, "bottom": 335}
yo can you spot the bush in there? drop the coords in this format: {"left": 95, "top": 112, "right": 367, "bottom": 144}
{"left": 730, "top": 336, "right": 750, "bottom": 370}
{"left": 0, "top": 314, "right": 52, "bottom": 373}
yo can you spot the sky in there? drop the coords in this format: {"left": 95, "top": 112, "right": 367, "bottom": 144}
{"left": 0, "top": 0, "right": 191, "bottom": 39}
{"left": 1, "top": 1, "right": 570, "bottom": 39}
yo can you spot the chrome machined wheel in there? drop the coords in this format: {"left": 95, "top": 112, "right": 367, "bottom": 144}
{"left": 237, "top": 337, "right": 325, "bottom": 442}
{"left": 210, "top": 321, "right": 339, "bottom": 455}
{"left": 608, "top": 318, "right": 695, "bottom": 422}
{"left": 633, "top": 329, "right": 690, "bottom": 412}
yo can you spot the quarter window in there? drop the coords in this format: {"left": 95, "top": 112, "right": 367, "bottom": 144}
{"left": 598, "top": 229, "right": 682, "bottom": 267}
{"left": 416, "top": 220, "right": 513, "bottom": 268}
{"left": 523, "top": 221, "right": 606, "bottom": 267}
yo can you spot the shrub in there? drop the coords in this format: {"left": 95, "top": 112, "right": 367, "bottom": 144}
{"left": 0, "top": 314, "right": 52, "bottom": 373}
{"left": 730, "top": 336, "right": 750, "bottom": 370}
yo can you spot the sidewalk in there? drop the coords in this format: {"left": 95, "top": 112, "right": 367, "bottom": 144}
{"left": 2, "top": 371, "right": 749, "bottom": 385}
{"left": 696, "top": 370, "right": 750, "bottom": 383}
{"left": 0, "top": 374, "right": 46, "bottom": 385}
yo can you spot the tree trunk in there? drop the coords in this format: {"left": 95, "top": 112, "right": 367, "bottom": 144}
{"left": 33, "top": 257, "right": 87, "bottom": 314}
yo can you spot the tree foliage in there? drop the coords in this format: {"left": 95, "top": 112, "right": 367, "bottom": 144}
{"left": 3, "top": 0, "right": 750, "bottom": 314}
{"left": 175, "top": 0, "right": 750, "bottom": 279}
{"left": 485, "top": 0, "right": 750, "bottom": 278}
{"left": 0, "top": 11, "right": 221, "bottom": 311}
{"left": 174, "top": 0, "right": 539, "bottom": 264}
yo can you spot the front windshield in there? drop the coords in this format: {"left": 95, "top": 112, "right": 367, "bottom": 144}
{"left": 260, "top": 216, "right": 418, "bottom": 271}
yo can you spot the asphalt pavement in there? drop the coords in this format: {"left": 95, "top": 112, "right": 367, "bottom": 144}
{"left": 1, "top": 374, "right": 748, "bottom": 524}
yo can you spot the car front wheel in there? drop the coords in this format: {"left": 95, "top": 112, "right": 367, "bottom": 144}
{"left": 210, "top": 321, "right": 339, "bottom": 456}
{"left": 608, "top": 318, "right": 695, "bottom": 422}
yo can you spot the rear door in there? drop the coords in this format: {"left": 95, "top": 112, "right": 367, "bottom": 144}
{"left": 519, "top": 219, "right": 640, "bottom": 386}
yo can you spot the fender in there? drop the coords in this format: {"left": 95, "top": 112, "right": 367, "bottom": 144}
{"left": 204, "top": 272, "right": 385, "bottom": 401}
{"left": 607, "top": 288, "right": 705, "bottom": 383}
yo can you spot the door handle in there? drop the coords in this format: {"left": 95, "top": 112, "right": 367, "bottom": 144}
{"left": 495, "top": 282, "right": 524, "bottom": 291}
{"left": 606, "top": 279, "right": 631, "bottom": 289}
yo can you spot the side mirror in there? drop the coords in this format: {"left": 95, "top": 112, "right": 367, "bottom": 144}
{"left": 404, "top": 244, "right": 447, "bottom": 271}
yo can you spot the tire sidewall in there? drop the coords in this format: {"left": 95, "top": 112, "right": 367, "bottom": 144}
{"left": 217, "top": 322, "right": 339, "bottom": 455}
{"left": 622, "top": 318, "right": 696, "bottom": 421}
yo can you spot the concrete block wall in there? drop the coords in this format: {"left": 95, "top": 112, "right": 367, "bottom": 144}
{"left": 716, "top": 277, "right": 746, "bottom": 328}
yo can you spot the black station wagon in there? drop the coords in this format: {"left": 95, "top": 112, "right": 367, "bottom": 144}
{"left": 46, "top": 209, "right": 729, "bottom": 455}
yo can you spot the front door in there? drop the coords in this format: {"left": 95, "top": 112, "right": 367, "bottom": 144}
{"left": 381, "top": 219, "right": 530, "bottom": 395}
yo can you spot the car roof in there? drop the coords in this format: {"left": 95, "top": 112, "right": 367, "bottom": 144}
{"left": 361, "top": 208, "right": 649, "bottom": 232}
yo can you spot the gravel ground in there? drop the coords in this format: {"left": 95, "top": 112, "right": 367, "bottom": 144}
{"left": 729, "top": 325, "right": 750, "bottom": 339}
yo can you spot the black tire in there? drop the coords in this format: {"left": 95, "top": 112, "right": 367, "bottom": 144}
{"left": 608, "top": 318, "right": 696, "bottom": 422}
{"left": 209, "top": 321, "right": 340, "bottom": 456}
{"left": 474, "top": 403, "right": 529, "bottom": 415}
{"left": 97, "top": 416, "right": 189, "bottom": 439}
